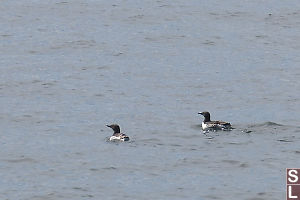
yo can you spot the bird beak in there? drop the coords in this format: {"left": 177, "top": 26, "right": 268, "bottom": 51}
{"left": 198, "top": 112, "right": 203, "bottom": 115}
{"left": 106, "top": 125, "right": 111, "bottom": 127}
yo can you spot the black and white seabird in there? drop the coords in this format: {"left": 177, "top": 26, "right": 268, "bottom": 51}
{"left": 198, "top": 111, "right": 232, "bottom": 131}
{"left": 106, "top": 124, "right": 130, "bottom": 141}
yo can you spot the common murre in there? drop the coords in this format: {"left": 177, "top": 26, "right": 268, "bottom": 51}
{"left": 198, "top": 111, "right": 232, "bottom": 131}
{"left": 106, "top": 124, "right": 130, "bottom": 141}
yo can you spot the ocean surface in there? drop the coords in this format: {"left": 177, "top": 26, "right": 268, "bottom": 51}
{"left": 1, "top": 1, "right": 300, "bottom": 199}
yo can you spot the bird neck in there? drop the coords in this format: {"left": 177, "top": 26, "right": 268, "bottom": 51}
{"left": 113, "top": 127, "right": 120, "bottom": 133}
{"left": 203, "top": 116, "right": 211, "bottom": 122}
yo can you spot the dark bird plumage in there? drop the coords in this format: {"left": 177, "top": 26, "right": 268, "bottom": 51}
{"left": 106, "top": 124, "right": 130, "bottom": 141}
{"left": 198, "top": 111, "right": 232, "bottom": 131}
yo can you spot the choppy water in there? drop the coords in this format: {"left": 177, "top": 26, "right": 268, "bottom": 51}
{"left": 1, "top": 0, "right": 300, "bottom": 199}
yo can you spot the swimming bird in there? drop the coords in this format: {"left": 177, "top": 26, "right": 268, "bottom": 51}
{"left": 106, "top": 124, "right": 130, "bottom": 141}
{"left": 198, "top": 111, "right": 232, "bottom": 131}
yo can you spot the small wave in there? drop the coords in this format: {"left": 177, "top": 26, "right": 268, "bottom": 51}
{"left": 72, "top": 187, "right": 88, "bottom": 191}
{"left": 89, "top": 168, "right": 100, "bottom": 171}
{"left": 221, "top": 159, "right": 240, "bottom": 165}
{"left": 247, "top": 121, "right": 284, "bottom": 128}
{"left": 102, "top": 167, "right": 117, "bottom": 170}
{"left": 3, "top": 157, "right": 37, "bottom": 163}
{"left": 239, "top": 163, "right": 249, "bottom": 168}
{"left": 277, "top": 138, "right": 294, "bottom": 143}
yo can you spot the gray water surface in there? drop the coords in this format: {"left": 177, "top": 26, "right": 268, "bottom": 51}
{"left": 1, "top": 0, "right": 300, "bottom": 199}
